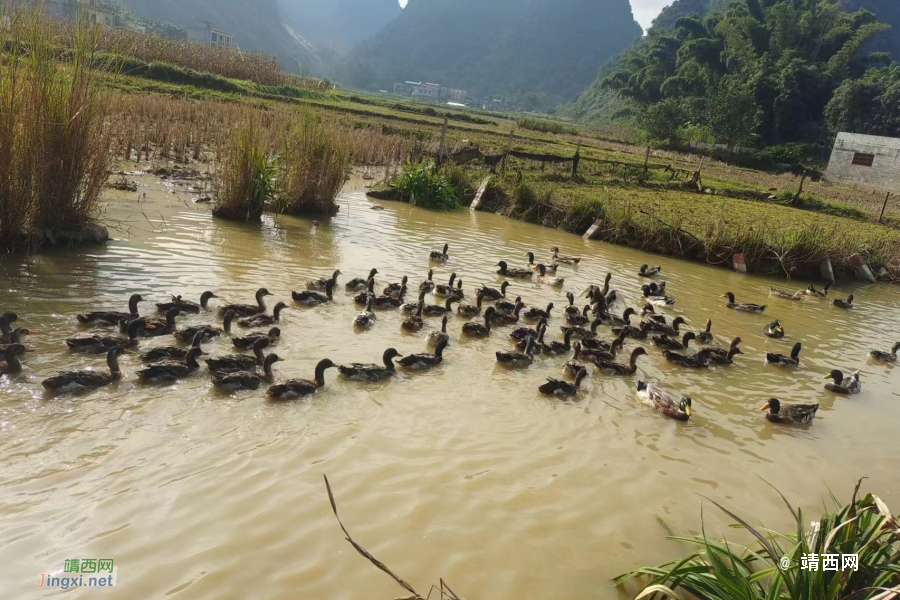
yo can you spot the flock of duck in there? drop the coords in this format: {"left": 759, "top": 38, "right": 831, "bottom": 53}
{"left": 1, "top": 243, "right": 894, "bottom": 425}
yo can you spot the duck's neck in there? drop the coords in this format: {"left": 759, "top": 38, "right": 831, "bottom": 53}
{"left": 128, "top": 297, "right": 140, "bottom": 315}
{"left": 107, "top": 353, "right": 122, "bottom": 380}
{"left": 5, "top": 353, "right": 22, "bottom": 373}
{"left": 256, "top": 292, "right": 267, "bottom": 311}
{"left": 223, "top": 312, "right": 234, "bottom": 333}
{"left": 263, "top": 359, "right": 276, "bottom": 379}
{"left": 273, "top": 304, "right": 284, "bottom": 320}
{"left": 383, "top": 354, "right": 396, "bottom": 371}
{"left": 314, "top": 363, "right": 328, "bottom": 387}
{"left": 253, "top": 345, "right": 267, "bottom": 364}
{"left": 185, "top": 351, "right": 200, "bottom": 369}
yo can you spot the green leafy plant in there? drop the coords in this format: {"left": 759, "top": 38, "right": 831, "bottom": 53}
{"left": 616, "top": 480, "right": 900, "bottom": 600}
{"left": 395, "top": 162, "right": 461, "bottom": 211}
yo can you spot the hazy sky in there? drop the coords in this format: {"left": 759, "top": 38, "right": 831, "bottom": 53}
{"left": 396, "top": 0, "right": 670, "bottom": 32}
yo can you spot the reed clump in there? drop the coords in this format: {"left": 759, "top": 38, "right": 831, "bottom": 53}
{"left": 212, "top": 118, "right": 277, "bottom": 222}
{"left": 0, "top": 10, "right": 113, "bottom": 249}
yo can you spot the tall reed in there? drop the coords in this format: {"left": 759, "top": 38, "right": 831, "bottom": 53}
{"left": 212, "top": 117, "right": 277, "bottom": 222}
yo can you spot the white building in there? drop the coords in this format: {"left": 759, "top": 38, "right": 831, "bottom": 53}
{"left": 826, "top": 132, "right": 900, "bottom": 189}
{"left": 187, "top": 21, "right": 233, "bottom": 49}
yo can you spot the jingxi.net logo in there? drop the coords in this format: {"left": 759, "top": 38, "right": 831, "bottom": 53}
{"left": 35, "top": 558, "right": 118, "bottom": 589}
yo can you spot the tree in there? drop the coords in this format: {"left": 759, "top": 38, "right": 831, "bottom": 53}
{"left": 707, "top": 78, "right": 758, "bottom": 149}
{"left": 825, "top": 65, "right": 900, "bottom": 137}
{"left": 641, "top": 98, "right": 687, "bottom": 146}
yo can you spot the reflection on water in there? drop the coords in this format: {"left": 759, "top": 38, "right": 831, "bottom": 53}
{"left": 1, "top": 172, "right": 898, "bottom": 599}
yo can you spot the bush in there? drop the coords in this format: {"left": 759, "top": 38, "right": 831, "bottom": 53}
{"left": 616, "top": 480, "right": 900, "bottom": 600}
{"left": 213, "top": 120, "right": 278, "bottom": 222}
{"left": 395, "top": 162, "right": 461, "bottom": 210}
{"left": 516, "top": 118, "right": 577, "bottom": 135}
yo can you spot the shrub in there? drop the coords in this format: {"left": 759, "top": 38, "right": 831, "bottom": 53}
{"left": 616, "top": 480, "right": 900, "bottom": 600}
{"left": 213, "top": 120, "right": 278, "bottom": 222}
{"left": 516, "top": 118, "right": 577, "bottom": 135}
{"left": 395, "top": 162, "right": 461, "bottom": 210}
{"left": 275, "top": 112, "right": 350, "bottom": 216}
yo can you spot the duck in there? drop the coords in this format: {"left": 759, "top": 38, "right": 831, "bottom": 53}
{"left": 601, "top": 307, "right": 637, "bottom": 328}
{"left": 206, "top": 339, "right": 269, "bottom": 374}
{"left": 238, "top": 302, "right": 287, "bottom": 328}
{"left": 308, "top": 270, "right": 342, "bottom": 291}
{"left": 175, "top": 310, "right": 236, "bottom": 343}
{"left": 638, "top": 264, "right": 661, "bottom": 277}
{"left": 233, "top": 327, "right": 280, "bottom": 349}
{"left": 642, "top": 285, "right": 675, "bottom": 306}
{"left": 346, "top": 268, "right": 379, "bottom": 292}
{"left": 764, "top": 320, "right": 785, "bottom": 338}
{"left": 457, "top": 292, "right": 484, "bottom": 318}
{"left": 0, "top": 312, "right": 18, "bottom": 342}
{"left": 77, "top": 294, "right": 143, "bottom": 326}
{"left": 544, "top": 328, "right": 576, "bottom": 356}
{"left": 66, "top": 320, "right": 145, "bottom": 354}
{"left": 136, "top": 347, "right": 203, "bottom": 383}
{"left": 399, "top": 338, "right": 449, "bottom": 370}
{"left": 767, "top": 342, "right": 802, "bottom": 367}
{"left": 581, "top": 329, "right": 626, "bottom": 352}
{"left": 422, "top": 295, "right": 455, "bottom": 317}
{"left": 595, "top": 347, "right": 648, "bottom": 375}
{"left": 354, "top": 298, "right": 377, "bottom": 329}
{"left": 527, "top": 252, "right": 558, "bottom": 273}
{"left": 42, "top": 346, "right": 125, "bottom": 393}
{"left": 539, "top": 367, "right": 588, "bottom": 399}
{"left": 722, "top": 292, "right": 766, "bottom": 313}
{"left": 663, "top": 348, "right": 713, "bottom": 368}
{"left": 0, "top": 328, "right": 34, "bottom": 354}
{"left": 648, "top": 316, "right": 687, "bottom": 336}
{"left": 496, "top": 337, "right": 537, "bottom": 367}
{"left": 706, "top": 337, "right": 742, "bottom": 362}
{"left": 510, "top": 318, "right": 547, "bottom": 341}
{"left": 430, "top": 243, "right": 450, "bottom": 262}
{"left": 383, "top": 275, "right": 409, "bottom": 298}
{"left": 401, "top": 302, "right": 425, "bottom": 331}
{"left": 496, "top": 295, "right": 523, "bottom": 314}
{"left": 564, "top": 305, "right": 591, "bottom": 327}
{"left": 563, "top": 343, "right": 586, "bottom": 377}
{"left": 355, "top": 279, "right": 377, "bottom": 306}
{"left": 636, "top": 382, "right": 692, "bottom": 421}
{"left": 524, "top": 303, "right": 554, "bottom": 321}
{"left": 156, "top": 291, "right": 217, "bottom": 314}
{"left": 293, "top": 279, "right": 335, "bottom": 306}
{"left": 339, "top": 348, "right": 402, "bottom": 381}
{"left": 496, "top": 261, "right": 533, "bottom": 278}
{"left": 613, "top": 321, "right": 652, "bottom": 341}
{"left": 770, "top": 287, "right": 802, "bottom": 301}
{"left": 141, "top": 330, "right": 205, "bottom": 362}
{"left": 427, "top": 315, "right": 450, "bottom": 347}
{"left": 462, "top": 307, "right": 495, "bottom": 337}
{"left": 131, "top": 308, "right": 180, "bottom": 338}
{"left": 824, "top": 369, "right": 861, "bottom": 394}
{"left": 697, "top": 319, "right": 714, "bottom": 344}
{"left": 419, "top": 269, "right": 435, "bottom": 293}
{"left": 580, "top": 337, "right": 625, "bottom": 364}
{"left": 653, "top": 331, "right": 696, "bottom": 351}
{"left": 760, "top": 398, "right": 819, "bottom": 425}
{"left": 562, "top": 318, "right": 603, "bottom": 341}
{"left": 869, "top": 342, "right": 900, "bottom": 363}
{"left": 267, "top": 359, "right": 337, "bottom": 400}
{"left": 833, "top": 295, "right": 854, "bottom": 309}
{"left": 373, "top": 285, "right": 407, "bottom": 309}
{"left": 536, "top": 264, "right": 564, "bottom": 287}
{"left": 433, "top": 273, "right": 458, "bottom": 297}
{"left": 806, "top": 282, "right": 833, "bottom": 297}
{"left": 707, "top": 346, "right": 742, "bottom": 365}
{"left": 516, "top": 323, "right": 546, "bottom": 355}
{"left": 489, "top": 301, "right": 524, "bottom": 326}
{"left": 481, "top": 281, "right": 510, "bottom": 301}
{"left": 551, "top": 246, "right": 581, "bottom": 265}
{"left": 212, "top": 354, "right": 282, "bottom": 392}
{"left": 220, "top": 288, "right": 271, "bottom": 317}
{"left": 563, "top": 292, "right": 580, "bottom": 317}
{"left": 0, "top": 344, "right": 24, "bottom": 375}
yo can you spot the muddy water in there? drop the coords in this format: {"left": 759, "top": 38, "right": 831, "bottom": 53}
{"left": 1, "top": 170, "right": 898, "bottom": 599}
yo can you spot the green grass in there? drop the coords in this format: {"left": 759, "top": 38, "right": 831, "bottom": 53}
{"left": 394, "top": 162, "right": 462, "bottom": 211}
{"left": 616, "top": 480, "right": 900, "bottom": 600}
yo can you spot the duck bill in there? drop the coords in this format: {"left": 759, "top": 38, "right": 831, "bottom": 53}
{"left": 822, "top": 374, "right": 832, "bottom": 379}
{"left": 684, "top": 405, "right": 692, "bottom": 416}
{"left": 759, "top": 402, "right": 771, "bottom": 411}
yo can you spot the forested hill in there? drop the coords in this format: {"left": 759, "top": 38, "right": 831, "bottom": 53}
{"left": 340, "top": 0, "right": 642, "bottom": 110}
{"left": 277, "top": 0, "right": 402, "bottom": 55}
{"left": 119, "top": 0, "right": 323, "bottom": 75}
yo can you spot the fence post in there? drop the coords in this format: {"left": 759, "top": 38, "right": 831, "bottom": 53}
{"left": 501, "top": 128, "right": 515, "bottom": 177}
{"left": 643, "top": 146, "right": 650, "bottom": 175}
{"left": 572, "top": 141, "right": 581, "bottom": 179}
{"left": 438, "top": 117, "right": 448, "bottom": 168}
{"left": 879, "top": 191, "right": 891, "bottom": 224}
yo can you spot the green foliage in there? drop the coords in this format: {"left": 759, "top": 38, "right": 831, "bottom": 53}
{"left": 826, "top": 64, "right": 900, "bottom": 136}
{"left": 213, "top": 121, "right": 279, "bottom": 222}
{"left": 516, "top": 118, "right": 578, "bottom": 135}
{"left": 616, "top": 480, "right": 900, "bottom": 600}
{"left": 603, "top": 0, "right": 895, "bottom": 146}
{"left": 395, "top": 163, "right": 461, "bottom": 211}
{"left": 642, "top": 99, "right": 688, "bottom": 146}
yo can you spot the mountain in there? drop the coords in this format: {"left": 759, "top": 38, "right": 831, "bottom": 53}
{"left": 119, "top": 0, "right": 322, "bottom": 75}
{"left": 277, "top": 0, "right": 402, "bottom": 55}
{"left": 341, "top": 0, "right": 642, "bottom": 109}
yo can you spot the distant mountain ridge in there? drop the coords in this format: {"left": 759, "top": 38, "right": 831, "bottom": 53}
{"left": 341, "top": 0, "right": 642, "bottom": 109}
{"left": 277, "top": 0, "right": 402, "bottom": 55}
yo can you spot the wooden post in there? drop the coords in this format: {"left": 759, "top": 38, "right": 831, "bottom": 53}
{"left": 501, "top": 128, "right": 514, "bottom": 177}
{"left": 879, "top": 191, "right": 890, "bottom": 224}
{"left": 438, "top": 117, "right": 448, "bottom": 167}
{"left": 643, "top": 146, "right": 650, "bottom": 175}
{"left": 571, "top": 141, "right": 581, "bottom": 179}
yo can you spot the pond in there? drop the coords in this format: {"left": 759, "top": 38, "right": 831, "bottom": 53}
{"left": 1, "top": 171, "right": 898, "bottom": 599}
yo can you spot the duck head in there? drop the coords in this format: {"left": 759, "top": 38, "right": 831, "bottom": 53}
{"left": 200, "top": 291, "right": 217, "bottom": 308}
{"left": 824, "top": 369, "right": 844, "bottom": 384}
{"left": 382, "top": 348, "right": 403, "bottom": 368}
{"left": 314, "top": 358, "right": 336, "bottom": 387}
{"left": 680, "top": 397, "right": 693, "bottom": 416}
{"left": 760, "top": 398, "right": 780, "bottom": 414}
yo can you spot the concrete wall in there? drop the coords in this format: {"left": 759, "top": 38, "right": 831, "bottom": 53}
{"left": 826, "top": 132, "right": 900, "bottom": 190}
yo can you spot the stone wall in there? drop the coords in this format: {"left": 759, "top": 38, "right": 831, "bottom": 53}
{"left": 826, "top": 132, "right": 900, "bottom": 190}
